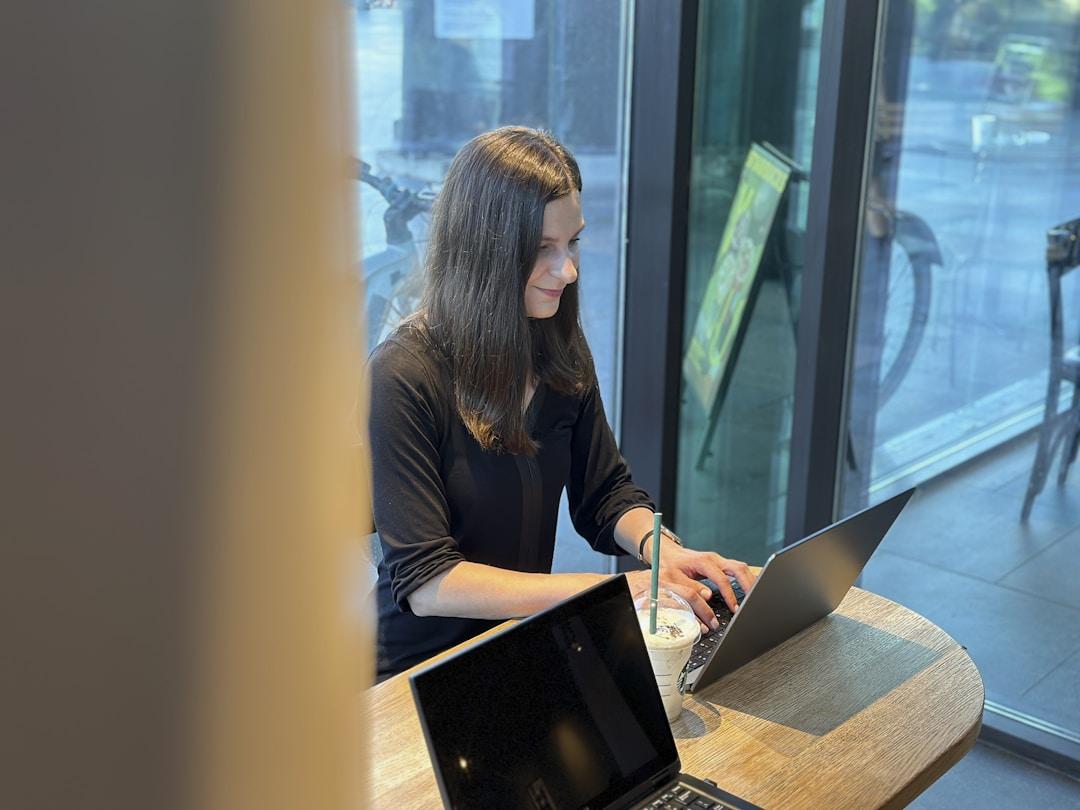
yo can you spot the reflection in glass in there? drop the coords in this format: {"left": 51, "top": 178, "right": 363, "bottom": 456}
{"left": 675, "top": 0, "right": 825, "bottom": 565}
{"left": 845, "top": 1, "right": 1080, "bottom": 501}
{"left": 844, "top": 0, "right": 1080, "bottom": 756}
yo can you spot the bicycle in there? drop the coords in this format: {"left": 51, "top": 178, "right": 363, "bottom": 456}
{"left": 873, "top": 204, "right": 943, "bottom": 408}
{"left": 359, "top": 155, "right": 940, "bottom": 407}
{"left": 356, "top": 160, "right": 435, "bottom": 350}
{"left": 778, "top": 163, "right": 943, "bottom": 410}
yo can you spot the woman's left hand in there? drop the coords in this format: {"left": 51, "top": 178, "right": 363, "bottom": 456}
{"left": 625, "top": 545, "right": 755, "bottom": 634}
{"left": 655, "top": 544, "right": 755, "bottom": 615}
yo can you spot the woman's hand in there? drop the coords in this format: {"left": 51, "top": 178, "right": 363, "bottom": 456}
{"left": 625, "top": 546, "right": 755, "bottom": 635}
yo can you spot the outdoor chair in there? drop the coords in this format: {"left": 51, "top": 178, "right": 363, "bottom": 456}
{"left": 1021, "top": 217, "right": 1080, "bottom": 521}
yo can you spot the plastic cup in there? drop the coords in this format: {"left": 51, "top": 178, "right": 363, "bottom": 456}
{"left": 634, "top": 588, "right": 700, "bottom": 722}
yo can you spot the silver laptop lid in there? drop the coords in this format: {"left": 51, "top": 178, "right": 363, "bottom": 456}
{"left": 687, "top": 488, "right": 914, "bottom": 692}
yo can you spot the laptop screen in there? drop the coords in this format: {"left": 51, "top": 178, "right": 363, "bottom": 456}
{"left": 409, "top": 576, "right": 677, "bottom": 809}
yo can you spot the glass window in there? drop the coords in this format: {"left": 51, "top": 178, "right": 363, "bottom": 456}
{"left": 674, "top": 0, "right": 825, "bottom": 565}
{"left": 356, "top": 0, "right": 633, "bottom": 573}
{"left": 843, "top": 0, "right": 1080, "bottom": 751}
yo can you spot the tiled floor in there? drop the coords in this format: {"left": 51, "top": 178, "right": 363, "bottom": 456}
{"left": 863, "top": 430, "right": 1080, "bottom": 734}
{"left": 913, "top": 742, "right": 1080, "bottom": 808}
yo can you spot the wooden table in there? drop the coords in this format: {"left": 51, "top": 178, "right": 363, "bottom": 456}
{"left": 368, "top": 583, "right": 984, "bottom": 809}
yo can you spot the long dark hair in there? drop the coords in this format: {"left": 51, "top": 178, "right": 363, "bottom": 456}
{"left": 418, "top": 126, "right": 594, "bottom": 455}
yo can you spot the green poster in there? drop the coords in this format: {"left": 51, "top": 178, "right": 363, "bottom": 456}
{"left": 683, "top": 144, "right": 792, "bottom": 413}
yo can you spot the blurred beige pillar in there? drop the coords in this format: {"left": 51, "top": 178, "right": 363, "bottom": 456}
{"left": 0, "top": 1, "right": 368, "bottom": 809}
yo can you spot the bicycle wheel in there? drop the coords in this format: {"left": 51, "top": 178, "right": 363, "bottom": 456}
{"left": 375, "top": 265, "right": 424, "bottom": 346}
{"left": 878, "top": 233, "right": 933, "bottom": 408}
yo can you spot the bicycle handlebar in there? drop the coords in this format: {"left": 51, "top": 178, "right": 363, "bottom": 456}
{"left": 355, "top": 159, "right": 434, "bottom": 245}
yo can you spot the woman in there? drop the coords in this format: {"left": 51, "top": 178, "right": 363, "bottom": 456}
{"left": 369, "top": 127, "right": 754, "bottom": 679}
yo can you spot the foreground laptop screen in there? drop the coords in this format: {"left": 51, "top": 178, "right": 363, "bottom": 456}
{"left": 410, "top": 577, "right": 676, "bottom": 809}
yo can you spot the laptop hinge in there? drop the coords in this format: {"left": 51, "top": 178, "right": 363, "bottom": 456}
{"left": 685, "top": 666, "right": 702, "bottom": 693}
{"left": 607, "top": 763, "right": 681, "bottom": 809}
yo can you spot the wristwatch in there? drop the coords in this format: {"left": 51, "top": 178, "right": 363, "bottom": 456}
{"left": 637, "top": 525, "right": 683, "bottom": 566}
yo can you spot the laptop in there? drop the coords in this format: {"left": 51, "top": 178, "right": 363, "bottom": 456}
{"left": 686, "top": 488, "right": 914, "bottom": 693}
{"left": 409, "top": 575, "right": 761, "bottom": 810}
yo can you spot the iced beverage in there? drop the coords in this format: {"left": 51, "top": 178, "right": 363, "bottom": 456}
{"left": 634, "top": 590, "right": 700, "bottom": 722}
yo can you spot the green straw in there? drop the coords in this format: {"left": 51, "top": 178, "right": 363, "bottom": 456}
{"left": 649, "top": 511, "right": 661, "bottom": 634}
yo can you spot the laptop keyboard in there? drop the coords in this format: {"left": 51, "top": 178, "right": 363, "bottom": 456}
{"left": 687, "top": 581, "right": 745, "bottom": 673}
{"left": 644, "top": 782, "right": 740, "bottom": 810}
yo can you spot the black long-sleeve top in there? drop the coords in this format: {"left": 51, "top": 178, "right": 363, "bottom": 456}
{"left": 369, "top": 325, "right": 653, "bottom": 678}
